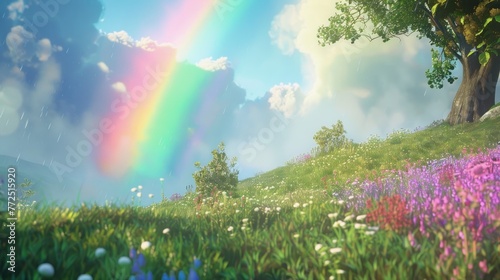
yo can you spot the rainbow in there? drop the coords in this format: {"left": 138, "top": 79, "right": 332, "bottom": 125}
{"left": 96, "top": 0, "right": 252, "bottom": 180}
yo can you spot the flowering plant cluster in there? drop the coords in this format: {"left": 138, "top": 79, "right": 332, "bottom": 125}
{"left": 129, "top": 248, "right": 201, "bottom": 280}
{"left": 336, "top": 147, "right": 500, "bottom": 278}
{"left": 365, "top": 194, "right": 411, "bottom": 233}
{"left": 169, "top": 193, "right": 184, "bottom": 202}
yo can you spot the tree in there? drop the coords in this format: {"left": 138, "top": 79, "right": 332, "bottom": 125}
{"left": 192, "top": 142, "right": 239, "bottom": 197}
{"left": 313, "top": 120, "right": 350, "bottom": 154}
{"left": 317, "top": 0, "right": 500, "bottom": 125}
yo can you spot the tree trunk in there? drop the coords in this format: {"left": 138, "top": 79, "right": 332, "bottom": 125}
{"left": 446, "top": 54, "right": 500, "bottom": 125}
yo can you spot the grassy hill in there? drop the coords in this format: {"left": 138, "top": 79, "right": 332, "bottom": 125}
{"left": 2, "top": 116, "right": 499, "bottom": 279}
{"left": 238, "top": 117, "right": 500, "bottom": 199}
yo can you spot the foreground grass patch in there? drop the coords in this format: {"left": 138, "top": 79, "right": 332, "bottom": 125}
{"left": 1, "top": 118, "right": 499, "bottom": 279}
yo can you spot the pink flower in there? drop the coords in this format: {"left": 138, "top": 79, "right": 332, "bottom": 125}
{"left": 479, "top": 260, "right": 488, "bottom": 273}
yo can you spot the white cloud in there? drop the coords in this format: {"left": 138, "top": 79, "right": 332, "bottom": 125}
{"left": 111, "top": 82, "right": 127, "bottom": 93}
{"left": 97, "top": 62, "right": 110, "bottom": 73}
{"left": 268, "top": 4, "right": 302, "bottom": 55}
{"left": 196, "top": 57, "right": 230, "bottom": 71}
{"left": 270, "top": 0, "right": 429, "bottom": 114}
{"left": 7, "top": 0, "right": 25, "bottom": 20}
{"left": 36, "top": 39, "right": 53, "bottom": 61}
{"left": 29, "top": 60, "right": 61, "bottom": 111}
{"left": 107, "top": 31, "right": 135, "bottom": 47}
{"left": 268, "top": 83, "right": 302, "bottom": 118}
{"left": 135, "top": 37, "right": 161, "bottom": 51}
{"left": 6, "top": 25, "right": 35, "bottom": 64}
{"left": 106, "top": 31, "right": 175, "bottom": 52}
{"left": 0, "top": 83, "right": 23, "bottom": 136}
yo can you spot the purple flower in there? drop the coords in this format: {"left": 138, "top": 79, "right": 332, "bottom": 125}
{"left": 130, "top": 248, "right": 137, "bottom": 259}
{"left": 137, "top": 253, "right": 146, "bottom": 267}
{"left": 193, "top": 258, "right": 202, "bottom": 269}
{"left": 131, "top": 261, "right": 142, "bottom": 275}
{"left": 188, "top": 268, "right": 199, "bottom": 280}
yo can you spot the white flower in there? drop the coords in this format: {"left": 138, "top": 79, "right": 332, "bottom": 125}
{"left": 329, "top": 247, "right": 342, "bottom": 254}
{"left": 254, "top": 207, "right": 259, "bottom": 212}
{"left": 163, "top": 228, "right": 170, "bottom": 234}
{"left": 365, "top": 230, "right": 376, "bottom": 235}
{"left": 336, "top": 269, "right": 345, "bottom": 274}
{"left": 235, "top": 210, "right": 240, "bottom": 213}
{"left": 77, "top": 274, "right": 93, "bottom": 280}
{"left": 348, "top": 195, "right": 354, "bottom": 200}
{"left": 328, "top": 213, "right": 338, "bottom": 219}
{"left": 300, "top": 211, "right": 305, "bottom": 215}
{"left": 302, "top": 203, "right": 308, "bottom": 208}
{"left": 219, "top": 202, "right": 224, "bottom": 206}
{"left": 138, "top": 185, "right": 143, "bottom": 190}
{"left": 95, "top": 247, "right": 106, "bottom": 258}
{"left": 337, "top": 200, "right": 345, "bottom": 205}
{"left": 242, "top": 218, "right": 249, "bottom": 223}
{"left": 131, "top": 188, "right": 137, "bottom": 192}
{"left": 276, "top": 207, "right": 281, "bottom": 212}
{"left": 205, "top": 211, "right": 210, "bottom": 215}
{"left": 222, "top": 191, "right": 227, "bottom": 196}
{"left": 333, "top": 220, "right": 346, "bottom": 228}
{"left": 354, "top": 223, "right": 367, "bottom": 229}
{"left": 141, "top": 241, "right": 152, "bottom": 250}
{"left": 356, "top": 215, "right": 366, "bottom": 221}
{"left": 264, "top": 207, "right": 271, "bottom": 213}
{"left": 148, "top": 194, "right": 154, "bottom": 198}
{"left": 293, "top": 234, "right": 300, "bottom": 238}
{"left": 227, "top": 226, "right": 234, "bottom": 232}
{"left": 315, "top": 244, "right": 323, "bottom": 251}
{"left": 332, "top": 239, "right": 338, "bottom": 244}
{"left": 368, "top": 226, "right": 379, "bottom": 231}
{"left": 160, "top": 178, "right": 165, "bottom": 182}
{"left": 137, "top": 192, "right": 142, "bottom": 198}
{"left": 37, "top": 263, "right": 55, "bottom": 277}
{"left": 329, "top": 276, "right": 335, "bottom": 280}
{"left": 118, "top": 256, "right": 131, "bottom": 265}
{"left": 233, "top": 202, "right": 237, "bottom": 206}
{"left": 324, "top": 260, "right": 331, "bottom": 266}
{"left": 241, "top": 226, "right": 246, "bottom": 230}
{"left": 293, "top": 202, "right": 300, "bottom": 208}
{"left": 344, "top": 214, "right": 355, "bottom": 221}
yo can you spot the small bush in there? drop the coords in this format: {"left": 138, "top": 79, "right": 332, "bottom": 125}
{"left": 313, "top": 120, "right": 351, "bottom": 154}
{"left": 192, "top": 142, "right": 239, "bottom": 197}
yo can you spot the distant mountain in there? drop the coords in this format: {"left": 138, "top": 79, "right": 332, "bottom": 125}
{"left": 0, "top": 154, "right": 82, "bottom": 210}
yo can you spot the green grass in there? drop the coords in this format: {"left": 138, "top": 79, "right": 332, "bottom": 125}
{"left": 1, "top": 116, "right": 500, "bottom": 279}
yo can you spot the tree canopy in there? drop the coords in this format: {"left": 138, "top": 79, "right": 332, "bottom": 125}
{"left": 317, "top": 0, "right": 500, "bottom": 124}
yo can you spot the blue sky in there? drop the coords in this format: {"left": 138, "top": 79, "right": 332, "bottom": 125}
{"left": 1, "top": 0, "right": 496, "bottom": 208}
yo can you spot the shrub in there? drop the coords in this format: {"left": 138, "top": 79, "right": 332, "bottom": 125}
{"left": 313, "top": 120, "right": 351, "bottom": 154}
{"left": 192, "top": 142, "right": 239, "bottom": 198}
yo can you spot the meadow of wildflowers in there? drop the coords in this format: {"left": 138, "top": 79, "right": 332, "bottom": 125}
{"left": 1, "top": 118, "right": 500, "bottom": 279}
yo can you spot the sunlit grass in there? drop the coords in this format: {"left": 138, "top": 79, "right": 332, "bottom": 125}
{"left": 1, "top": 116, "right": 499, "bottom": 279}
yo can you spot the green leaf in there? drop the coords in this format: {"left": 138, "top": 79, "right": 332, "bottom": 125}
{"left": 495, "top": 15, "right": 500, "bottom": 22}
{"left": 467, "top": 49, "right": 477, "bottom": 57}
{"left": 431, "top": 3, "right": 439, "bottom": 16}
{"left": 483, "top": 17, "right": 493, "bottom": 28}
{"left": 479, "top": 52, "right": 490, "bottom": 65}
